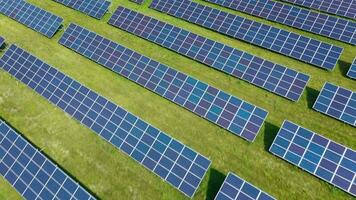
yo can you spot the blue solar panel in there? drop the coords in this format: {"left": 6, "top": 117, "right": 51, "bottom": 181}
{"left": 0, "top": 119, "right": 96, "bottom": 200}
{"left": 108, "top": 7, "right": 310, "bottom": 102}
{"left": 281, "top": 0, "right": 356, "bottom": 20}
{"left": 347, "top": 58, "right": 356, "bottom": 79}
{"left": 0, "top": 44, "right": 211, "bottom": 198}
{"left": 149, "top": 0, "right": 343, "bottom": 70}
{"left": 204, "top": 0, "right": 356, "bottom": 45}
{"left": 0, "top": 36, "right": 4, "bottom": 47}
{"left": 215, "top": 172, "right": 275, "bottom": 200}
{"left": 0, "top": 1, "right": 63, "bottom": 38}
{"left": 270, "top": 120, "right": 356, "bottom": 197}
{"left": 313, "top": 83, "right": 355, "bottom": 127}
{"left": 53, "top": 0, "right": 111, "bottom": 19}
{"left": 59, "top": 23, "right": 268, "bottom": 142}
{"left": 130, "top": 0, "right": 145, "bottom": 4}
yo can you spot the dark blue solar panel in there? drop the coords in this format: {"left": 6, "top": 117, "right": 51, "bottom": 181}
{"left": 215, "top": 172, "right": 275, "bottom": 200}
{"left": 282, "top": 0, "right": 356, "bottom": 20}
{"left": 0, "top": 44, "right": 211, "bottom": 198}
{"left": 130, "top": 0, "right": 145, "bottom": 4}
{"left": 0, "top": 36, "right": 4, "bottom": 47}
{"left": 53, "top": 0, "right": 111, "bottom": 19}
{"left": 270, "top": 120, "right": 356, "bottom": 197}
{"left": 204, "top": 0, "right": 356, "bottom": 45}
{"left": 149, "top": 0, "right": 343, "bottom": 71}
{"left": 108, "top": 7, "right": 310, "bottom": 102}
{"left": 347, "top": 58, "right": 356, "bottom": 79}
{"left": 313, "top": 83, "right": 355, "bottom": 127}
{"left": 0, "top": 119, "right": 96, "bottom": 200}
{"left": 0, "top": 1, "right": 63, "bottom": 38}
{"left": 59, "top": 23, "right": 268, "bottom": 142}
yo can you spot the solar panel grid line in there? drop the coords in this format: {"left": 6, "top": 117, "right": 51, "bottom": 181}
{"left": 0, "top": 36, "right": 4, "bottom": 47}
{"left": 108, "top": 7, "right": 310, "bottom": 102}
{"left": 0, "top": 0, "right": 63, "bottom": 38}
{"left": 53, "top": 0, "right": 111, "bottom": 19}
{"left": 313, "top": 82, "right": 355, "bottom": 126}
{"left": 347, "top": 58, "right": 356, "bottom": 79}
{"left": 149, "top": 0, "right": 344, "bottom": 70}
{"left": 269, "top": 120, "right": 356, "bottom": 196}
{"left": 59, "top": 23, "right": 269, "bottom": 142}
{"left": 0, "top": 45, "right": 212, "bottom": 198}
{"left": 281, "top": 0, "right": 356, "bottom": 20}
{"left": 0, "top": 120, "right": 96, "bottom": 200}
{"left": 214, "top": 172, "right": 276, "bottom": 200}
{"left": 130, "top": 0, "right": 145, "bottom": 4}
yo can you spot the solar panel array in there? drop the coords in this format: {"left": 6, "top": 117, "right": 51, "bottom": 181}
{"left": 0, "top": 119, "right": 96, "bottom": 200}
{"left": 347, "top": 58, "right": 356, "bottom": 79}
{"left": 204, "top": 0, "right": 356, "bottom": 45}
{"left": 130, "top": 0, "right": 145, "bottom": 5}
{"left": 281, "top": 0, "right": 356, "bottom": 20}
{"left": 0, "top": 44, "right": 212, "bottom": 198}
{"left": 150, "top": 0, "right": 343, "bottom": 70}
{"left": 0, "top": 36, "right": 4, "bottom": 47}
{"left": 0, "top": 1, "right": 63, "bottom": 38}
{"left": 59, "top": 23, "right": 268, "bottom": 142}
{"left": 215, "top": 172, "right": 275, "bottom": 200}
{"left": 53, "top": 0, "right": 111, "bottom": 19}
{"left": 270, "top": 120, "right": 356, "bottom": 196}
{"left": 108, "top": 7, "right": 310, "bottom": 102}
{"left": 313, "top": 83, "right": 355, "bottom": 127}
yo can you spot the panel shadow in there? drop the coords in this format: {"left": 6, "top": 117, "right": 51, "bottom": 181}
{"left": 206, "top": 168, "right": 226, "bottom": 200}
{"left": 263, "top": 122, "right": 280, "bottom": 151}
{"left": 338, "top": 60, "right": 351, "bottom": 78}
{"left": 306, "top": 87, "right": 319, "bottom": 109}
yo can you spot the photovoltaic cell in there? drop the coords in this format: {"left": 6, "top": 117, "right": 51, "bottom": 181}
{"left": 53, "top": 0, "right": 111, "bottom": 19}
{"left": 149, "top": 0, "right": 343, "bottom": 70}
{"left": 130, "top": 0, "right": 145, "bottom": 4}
{"left": 215, "top": 172, "right": 275, "bottom": 200}
{"left": 0, "top": 1, "right": 63, "bottom": 38}
{"left": 0, "top": 119, "right": 96, "bottom": 200}
{"left": 281, "top": 0, "right": 356, "bottom": 20}
{"left": 204, "top": 0, "right": 356, "bottom": 45}
{"left": 59, "top": 23, "right": 268, "bottom": 142}
{"left": 313, "top": 83, "right": 355, "bottom": 127}
{"left": 347, "top": 58, "right": 356, "bottom": 79}
{"left": 0, "top": 45, "right": 211, "bottom": 198}
{"left": 108, "top": 7, "right": 310, "bottom": 102}
{"left": 270, "top": 120, "right": 356, "bottom": 197}
{"left": 0, "top": 36, "right": 4, "bottom": 47}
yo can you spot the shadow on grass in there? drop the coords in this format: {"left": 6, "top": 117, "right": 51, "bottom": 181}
{"left": 263, "top": 122, "right": 280, "bottom": 151}
{"left": 306, "top": 87, "right": 319, "bottom": 109}
{"left": 337, "top": 60, "right": 351, "bottom": 78}
{"left": 206, "top": 168, "right": 226, "bottom": 200}
{"left": 0, "top": 42, "right": 7, "bottom": 51}
{"left": 0, "top": 117, "right": 101, "bottom": 200}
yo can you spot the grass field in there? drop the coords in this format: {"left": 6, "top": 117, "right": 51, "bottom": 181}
{"left": 0, "top": 0, "right": 355, "bottom": 199}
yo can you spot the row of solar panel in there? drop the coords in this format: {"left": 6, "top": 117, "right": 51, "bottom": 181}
{"left": 204, "top": 0, "right": 356, "bottom": 45}
{"left": 150, "top": 0, "right": 343, "bottom": 70}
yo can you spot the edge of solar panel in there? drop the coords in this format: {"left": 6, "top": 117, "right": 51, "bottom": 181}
{"left": 130, "top": 0, "right": 145, "bottom": 5}
{"left": 0, "top": 36, "right": 4, "bottom": 48}
{"left": 59, "top": 23, "right": 269, "bottom": 142}
{"left": 0, "top": 44, "right": 212, "bottom": 198}
{"left": 53, "top": 0, "right": 111, "bottom": 19}
{"left": 0, "top": 1, "right": 63, "bottom": 38}
{"left": 347, "top": 58, "right": 356, "bottom": 79}
{"left": 149, "top": 0, "right": 343, "bottom": 71}
{"left": 0, "top": 119, "right": 96, "bottom": 200}
{"left": 203, "top": 0, "right": 356, "bottom": 45}
{"left": 269, "top": 120, "right": 356, "bottom": 197}
{"left": 214, "top": 172, "right": 276, "bottom": 200}
{"left": 312, "top": 82, "right": 355, "bottom": 127}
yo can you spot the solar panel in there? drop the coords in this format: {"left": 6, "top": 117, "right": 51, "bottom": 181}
{"left": 270, "top": 120, "right": 356, "bottom": 197}
{"left": 347, "top": 58, "right": 356, "bottom": 79}
{"left": 53, "top": 0, "right": 111, "bottom": 19}
{"left": 281, "top": 0, "right": 356, "bottom": 21}
{"left": 204, "top": 0, "right": 356, "bottom": 45}
{"left": 0, "top": 36, "right": 4, "bottom": 47}
{"left": 108, "top": 7, "right": 310, "bottom": 102}
{"left": 0, "top": 45, "right": 212, "bottom": 198}
{"left": 0, "top": 119, "right": 96, "bottom": 200}
{"left": 0, "top": 1, "right": 63, "bottom": 38}
{"left": 59, "top": 23, "right": 268, "bottom": 142}
{"left": 130, "top": 0, "right": 145, "bottom": 4}
{"left": 149, "top": 0, "right": 343, "bottom": 70}
{"left": 313, "top": 83, "right": 355, "bottom": 127}
{"left": 215, "top": 172, "right": 275, "bottom": 200}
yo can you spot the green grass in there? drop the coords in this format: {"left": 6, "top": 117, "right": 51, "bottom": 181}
{"left": 0, "top": 0, "right": 355, "bottom": 199}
